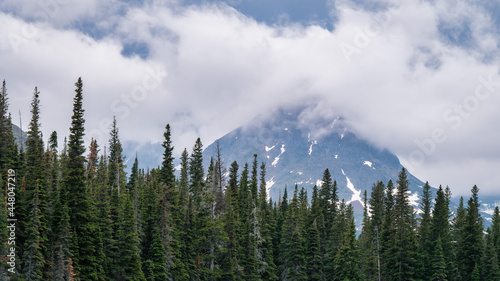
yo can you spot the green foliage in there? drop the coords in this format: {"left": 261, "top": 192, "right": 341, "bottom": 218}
{"left": 107, "top": 116, "right": 126, "bottom": 192}
{"left": 116, "top": 193, "right": 146, "bottom": 281}
{"left": 306, "top": 219, "right": 323, "bottom": 281}
{"left": 8, "top": 77, "right": 500, "bottom": 281}
{"left": 458, "top": 185, "right": 484, "bottom": 281}
{"left": 333, "top": 207, "right": 361, "bottom": 281}
{"left": 0, "top": 80, "right": 17, "bottom": 175}
{"left": 63, "top": 78, "right": 104, "bottom": 280}
{"left": 160, "top": 124, "right": 175, "bottom": 188}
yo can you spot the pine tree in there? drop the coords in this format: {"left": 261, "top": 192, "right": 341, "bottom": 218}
{"left": 22, "top": 185, "right": 44, "bottom": 280}
{"left": 431, "top": 237, "right": 447, "bottom": 281}
{"left": 158, "top": 124, "right": 177, "bottom": 278}
{"left": 220, "top": 161, "right": 241, "bottom": 280}
{"left": 458, "top": 185, "right": 484, "bottom": 281}
{"left": 63, "top": 77, "right": 104, "bottom": 280}
{"left": 306, "top": 219, "right": 323, "bottom": 281}
{"left": 319, "top": 169, "right": 336, "bottom": 239}
{"left": 21, "top": 87, "right": 49, "bottom": 279}
{"left": 116, "top": 192, "right": 146, "bottom": 281}
{"left": 242, "top": 194, "right": 260, "bottom": 281}
{"left": 482, "top": 228, "right": 500, "bottom": 281}
{"left": 160, "top": 124, "right": 175, "bottom": 187}
{"left": 417, "top": 181, "right": 433, "bottom": 279}
{"left": 385, "top": 168, "right": 417, "bottom": 280}
{"left": 257, "top": 162, "right": 278, "bottom": 281}
{"left": 50, "top": 190, "right": 72, "bottom": 281}
{"left": 359, "top": 190, "right": 373, "bottom": 280}
{"left": 127, "top": 155, "right": 139, "bottom": 207}
{"left": 107, "top": 116, "right": 126, "bottom": 193}
{"left": 333, "top": 206, "right": 361, "bottom": 281}
{"left": 493, "top": 206, "right": 500, "bottom": 271}
{"left": 432, "top": 185, "right": 458, "bottom": 280}
{"left": 139, "top": 171, "right": 168, "bottom": 281}
{"left": 189, "top": 138, "right": 204, "bottom": 200}
{"left": 273, "top": 187, "right": 287, "bottom": 276}
{"left": 188, "top": 139, "right": 212, "bottom": 279}
{"left": 86, "top": 138, "right": 99, "bottom": 184}
{"left": 0, "top": 80, "right": 17, "bottom": 175}
{"left": 250, "top": 154, "right": 259, "bottom": 205}
{"left": 280, "top": 189, "right": 307, "bottom": 281}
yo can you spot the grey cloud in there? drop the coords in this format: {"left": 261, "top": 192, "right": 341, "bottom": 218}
{"left": 2, "top": 0, "right": 500, "bottom": 196}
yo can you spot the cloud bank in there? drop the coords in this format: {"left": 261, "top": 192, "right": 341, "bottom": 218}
{"left": 1, "top": 0, "right": 500, "bottom": 196}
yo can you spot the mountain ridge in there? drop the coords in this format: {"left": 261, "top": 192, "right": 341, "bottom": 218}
{"left": 202, "top": 105, "right": 426, "bottom": 207}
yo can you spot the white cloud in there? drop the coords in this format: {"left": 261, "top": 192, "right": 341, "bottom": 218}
{"left": 1, "top": 0, "right": 500, "bottom": 196}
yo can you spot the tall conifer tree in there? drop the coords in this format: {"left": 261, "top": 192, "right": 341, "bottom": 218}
{"left": 63, "top": 78, "right": 104, "bottom": 280}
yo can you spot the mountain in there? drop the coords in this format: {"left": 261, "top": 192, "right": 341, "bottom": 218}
{"left": 12, "top": 123, "right": 27, "bottom": 149}
{"left": 121, "top": 105, "right": 497, "bottom": 228}
{"left": 202, "top": 105, "right": 426, "bottom": 212}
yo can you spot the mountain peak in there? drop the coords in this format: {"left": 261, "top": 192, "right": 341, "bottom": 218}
{"left": 203, "top": 104, "right": 424, "bottom": 205}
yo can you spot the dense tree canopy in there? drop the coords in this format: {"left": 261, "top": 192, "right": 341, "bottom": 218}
{"left": 0, "top": 79, "right": 496, "bottom": 281}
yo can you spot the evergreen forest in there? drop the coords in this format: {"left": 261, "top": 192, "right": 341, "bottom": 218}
{"left": 1, "top": 78, "right": 499, "bottom": 281}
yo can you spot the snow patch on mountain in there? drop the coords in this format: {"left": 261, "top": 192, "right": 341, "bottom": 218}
{"left": 265, "top": 144, "right": 276, "bottom": 152}
{"left": 481, "top": 201, "right": 500, "bottom": 216}
{"left": 409, "top": 191, "right": 420, "bottom": 209}
{"left": 340, "top": 127, "right": 346, "bottom": 139}
{"left": 265, "top": 177, "right": 275, "bottom": 200}
{"left": 341, "top": 169, "right": 363, "bottom": 207}
{"left": 307, "top": 133, "right": 318, "bottom": 156}
{"left": 271, "top": 144, "right": 286, "bottom": 167}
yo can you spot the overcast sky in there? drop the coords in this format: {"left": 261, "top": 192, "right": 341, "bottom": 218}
{"left": 1, "top": 0, "right": 500, "bottom": 197}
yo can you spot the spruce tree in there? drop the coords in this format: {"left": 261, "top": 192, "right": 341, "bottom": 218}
{"left": 63, "top": 77, "right": 104, "bottom": 280}
{"left": 417, "top": 181, "right": 433, "bottom": 279}
{"left": 188, "top": 139, "right": 212, "bottom": 279}
{"left": 380, "top": 179, "right": 395, "bottom": 279}
{"left": 139, "top": 171, "right": 168, "bottom": 281}
{"left": 306, "top": 219, "right": 323, "bottom": 281}
{"left": 116, "top": 192, "right": 146, "bottom": 281}
{"left": 492, "top": 206, "right": 500, "bottom": 269}
{"left": 107, "top": 116, "right": 126, "bottom": 193}
{"left": 432, "top": 185, "right": 458, "bottom": 280}
{"left": 333, "top": 206, "right": 361, "bottom": 281}
{"left": 359, "top": 190, "right": 374, "bottom": 280}
{"left": 385, "top": 168, "right": 417, "bottom": 280}
{"left": 482, "top": 228, "right": 500, "bottom": 281}
{"left": 22, "top": 185, "right": 44, "bottom": 280}
{"left": 250, "top": 154, "right": 259, "bottom": 205}
{"left": 220, "top": 161, "right": 241, "bottom": 280}
{"left": 279, "top": 188, "right": 307, "bottom": 281}
{"left": 257, "top": 162, "right": 278, "bottom": 281}
{"left": 431, "top": 237, "right": 447, "bottom": 281}
{"left": 160, "top": 124, "right": 175, "bottom": 188}
{"left": 458, "top": 185, "right": 484, "bottom": 281}
{"left": 319, "top": 168, "right": 336, "bottom": 238}
{"left": 0, "top": 80, "right": 17, "bottom": 175}
{"left": 20, "top": 87, "right": 49, "bottom": 278}
{"left": 189, "top": 138, "right": 204, "bottom": 200}
{"left": 50, "top": 189, "right": 73, "bottom": 281}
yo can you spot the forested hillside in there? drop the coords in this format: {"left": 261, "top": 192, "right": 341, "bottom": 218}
{"left": 1, "top": 78, "right": 499, "bottom": 281}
